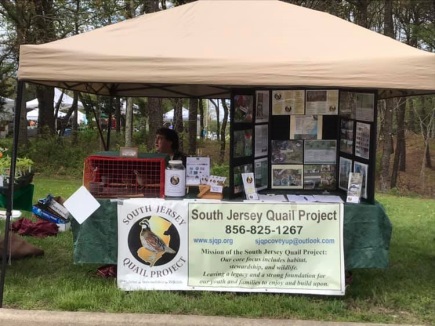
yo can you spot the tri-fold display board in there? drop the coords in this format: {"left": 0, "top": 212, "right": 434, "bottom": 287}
{"left": 229, "top": 89, "right": 377, "bottom": 204}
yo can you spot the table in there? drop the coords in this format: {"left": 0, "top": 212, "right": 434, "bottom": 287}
{"left": 71, "top": 199, "right": 392, "bottom": 270}
{"left": 0, "top": 184, "right": 34, "bottom": 211}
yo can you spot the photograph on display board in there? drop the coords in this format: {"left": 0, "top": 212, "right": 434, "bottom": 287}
{"left": 254, "top": 158, "right": 268, "bottom": 191}
{"left": 233, "top": 129, "right": 253, "bottom": 158}
{"left": 355, "top": 122, "right": 370, "bottom": 159}
{"left": 233, "top": 163, "right": 253, "bottom": 194}
{"left": 305, "top": 90, "right": 339, "bottom": 115}
{"left": 355, "top": 93, "right": 375, "bottom": 122}
{"left": 339, "top": 119, "right": 354, "bottom": 154}
{"left": 354, "top": 161, "right": 368, "bottom": 199}
{"left": 339, "top": 91, "right": 356, "bottom": 119}
{"left": 339, "top": 157, "right": 352, "bottom": 190}
{"left": 290, "top": 115, "right": 322, "bottom": 140}
{"left": 272, "top": 90, "right": 305, "bottom": 115}
{"left": 255, "top": 124, "right": 269, "bottom": 157}
{"left": 271, "top": 164, "right": 303, "bottom": 189}
{"left": 234, "top": 95, "right": 253, "bottom": 123}
{"left": 303, "top": 164, "right": 336, "bottom": 190}
{"left": 271, "top": 140, "right": 303, "bottom": 164}
{"left": 255, "top": 91, "right": 270, "bottom": 123}
{"left": 304, "top": 140, "right": 337, "bottom": 164}
{"left": 346, "top": 172, "right": 363, "bottom": 203}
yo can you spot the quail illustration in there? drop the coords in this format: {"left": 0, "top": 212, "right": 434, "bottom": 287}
{"left": 139, "top": 219, "right": 176, "bottom": 266}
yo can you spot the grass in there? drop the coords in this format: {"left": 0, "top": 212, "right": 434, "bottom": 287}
{"left": 1, "top": 176, "right": 435, "bottom": 325}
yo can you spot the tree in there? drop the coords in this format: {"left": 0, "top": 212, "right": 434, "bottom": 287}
{"left": 188, "top": 98, "right": 198, "bottom": 155}
{"left": 413, "top": 96, "right": 434, "bottom": 191}
{"left": 219, "top": 99, "right": 229, "bottom": 164}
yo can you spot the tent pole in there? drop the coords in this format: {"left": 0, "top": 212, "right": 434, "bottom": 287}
{"left": 106, "top": 97, "right": 113, "bottom": 151}
{"left": 0, "top": 80, "right": 25, "bottom": 308}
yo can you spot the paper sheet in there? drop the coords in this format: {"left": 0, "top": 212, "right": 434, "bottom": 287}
{"left": 63, "top": 186, "right": 101, "bottom": 224}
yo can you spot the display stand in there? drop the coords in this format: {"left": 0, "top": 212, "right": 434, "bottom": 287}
{"left": 229, "top": 89, "right": 377, "bottom": 204}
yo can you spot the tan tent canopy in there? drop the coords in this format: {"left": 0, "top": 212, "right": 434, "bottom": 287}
{"left": 18, "top": 0, "right": 435, "bottom": 99}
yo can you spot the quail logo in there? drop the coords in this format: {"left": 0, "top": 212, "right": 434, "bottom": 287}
{"left": 128, "top": 216, "right": 180, "bottom": 267}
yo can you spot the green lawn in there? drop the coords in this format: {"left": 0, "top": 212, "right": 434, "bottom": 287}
{"left": 1, "top": 176, "right": 434, "bottom": 325}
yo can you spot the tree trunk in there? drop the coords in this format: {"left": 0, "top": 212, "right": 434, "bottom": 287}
{"left": 391, "top": 98, "right": 406, "bottom": 188}
{"left": 188, "top": 98, "right": 198, "bottom": 155}
{"left": 422, "top": 96, "right": 433, "bottom": 169}
{"left": 174, "top": 98, "right": 184, "bottom": 133}
{"left": 115, "top": 97, "right": 121, "bottom": 133}
{"left": 379, "top": 99, "right": 394, "bottom": 191}
{"left": 199, "top": 99, "right": 205, "bottom": 139}
{"left": 379, "top": 0, "right": 395, "bottom": 191}
{"left": 125, "top": 97, "right": 133, "bottom": 147}
{"left": 71, "top": 92, "right": 79, "bottom": 144}
{"left": 219, "top": 99, "right": 229, "bottom": 164}
{"left": 208, "top": 99, "right": 221, "bottom": 141}
{"left": 37, "top": 86, "right": 56, "bottom": 135}
{"left": 146, "top": 98, "right": 162, "bottom": 151}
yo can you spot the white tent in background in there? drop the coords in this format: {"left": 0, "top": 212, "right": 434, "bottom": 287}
{"left": 27, "top": 108, "right": 67, "bottom": 121}
{"left": 26, "top": 108, "right": 87, "bottom": 125}
{"left": 163, "top": 108, "right": 190, "bottom": 122}
{"left": 207, "top": 100, "right": 228, "bottom": 122}
{"left": 0, "top": 98, "right": 15, "bottom": 121}
{"left": 26, "top": 88, "right": 84, "bottom": 110}
{"left": 120, "top": 99, "right": 140, "bottom": 115}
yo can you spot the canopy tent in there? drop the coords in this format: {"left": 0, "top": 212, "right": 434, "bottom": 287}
{"left": 26, "top": 88, "right": 84, "bottom": 110}
{"left": 16, "top": 0, "right": 435, "bottom": 99}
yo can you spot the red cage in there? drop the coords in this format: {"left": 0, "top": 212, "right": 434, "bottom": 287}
{"left": 83, "top": 154, "right": 166, "bottom": 198}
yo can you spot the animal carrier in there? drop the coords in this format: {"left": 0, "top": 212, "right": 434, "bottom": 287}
{"left": 83, "top": 152, "right": 167, "bottom": 198}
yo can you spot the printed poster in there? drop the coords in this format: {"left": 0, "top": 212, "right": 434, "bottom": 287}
{"left": 118, "top": 200, "right": 346, "bottom": 295}
{"left": 306, "top": 90, "right": 338, "bottom": 115}
{"left": 290, "top": 115, "right": 322, "bottom": 140}
{"left": 188, "top": 202, "right": 345, "bottom": 295}
{"left": 117, "top": 199, "right": 188, "bottom": 291}
{"left": 355, "top": 122, "right": 370, "bottom": 159}
{"left": 272, "top": 90, "right": 305, "bottom": 115}
{"left": 255, "top": 91, "right": 270, "bottom": 123}
{"left": 254, "top": 124, "right": 269, "bottom": 157}
{"left": 254, "top": 158, "right": 268, "bottom": 191}
{"left": 304, "top": 140, "right": 337, "bottom": 164}
{"left": 355, "top": 93, "right": 375, "bottom": 122}
{"left": 354, "top": 162, "right": 368, "bottom": 199}
{"left": 338, "top": 157, "right": 352, "bottom": 191}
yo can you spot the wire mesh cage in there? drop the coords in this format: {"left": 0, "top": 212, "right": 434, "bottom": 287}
{"left": 83, "top": 153, "right": 166, "bottom": 198}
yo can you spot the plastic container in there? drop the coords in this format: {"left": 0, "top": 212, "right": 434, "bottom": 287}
{"left": 164, "top": 160, "right": 186, "bottom": 197}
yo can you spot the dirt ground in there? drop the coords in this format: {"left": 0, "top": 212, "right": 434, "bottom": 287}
{"left": 386, "top": 132, "right": 435, "bottom": 198}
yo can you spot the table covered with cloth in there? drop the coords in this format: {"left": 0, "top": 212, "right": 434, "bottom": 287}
{"left": 0, "top": 184, "right": 34, "bottom": 211}
{"left": 71, "top": 199, "right": 392, "bottom": 270}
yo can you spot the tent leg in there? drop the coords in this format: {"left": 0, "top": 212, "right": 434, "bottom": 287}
{"left": 0, "top": 80, "right": 25, "bottom": 308}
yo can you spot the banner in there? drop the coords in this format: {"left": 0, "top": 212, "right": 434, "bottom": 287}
{"left": 117, "top": 199, "right": 188, "bottom": 290}
{"left": 118, "top": 199, "right": 345, "bottom": 295}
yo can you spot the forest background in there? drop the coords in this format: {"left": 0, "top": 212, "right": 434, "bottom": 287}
{"left": 0, "top": 0, "right": 434, "bottom": 197}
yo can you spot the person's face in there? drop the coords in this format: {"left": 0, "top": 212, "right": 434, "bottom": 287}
{"left": 155, "top": 134, "right": 173, "bottom": 154}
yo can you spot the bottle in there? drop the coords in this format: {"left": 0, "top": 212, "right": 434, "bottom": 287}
{"left": 164, "top": 160, "right": 186, "bottom": 198}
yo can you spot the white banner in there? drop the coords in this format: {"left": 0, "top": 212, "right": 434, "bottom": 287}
{"left": 117, "top": 200, "right": 345, "bottom": 295}
{"left": 117, "top": 199, "right": 188, "bottom": 291}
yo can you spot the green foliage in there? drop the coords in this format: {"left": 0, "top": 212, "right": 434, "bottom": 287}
{"left": 19, "top": 133, "right": 99, "bottom": 178}
{"left": 211, "top": 163, "right": 229, "bottom": 179}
